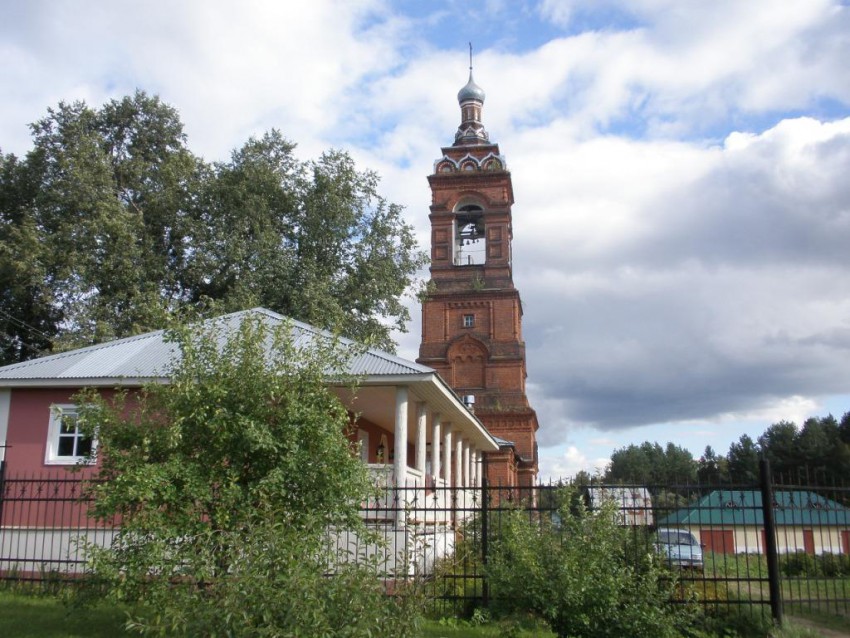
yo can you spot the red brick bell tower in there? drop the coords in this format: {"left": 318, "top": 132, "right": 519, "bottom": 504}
{"left": 417, "top": 66, "right": 539, "bottom": 487}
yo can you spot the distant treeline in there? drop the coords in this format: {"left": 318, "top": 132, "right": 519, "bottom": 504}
{"left": 589, "top": 412, "right": 850, "bottom": 485}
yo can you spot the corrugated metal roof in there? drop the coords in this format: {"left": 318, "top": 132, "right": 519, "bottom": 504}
{"left": 0, "top": 308, "right": 433, "bottom": 384}
{"left": 659, "top": 490, "right": 850, "bottom": 527}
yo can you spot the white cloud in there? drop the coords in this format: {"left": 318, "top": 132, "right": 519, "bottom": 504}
{"left": 539, "top": 445, "right": 610, "bottom": 480}
{"left": 0, "top": 0, "right": 401, "bottom": 160}
{"left": 711, "top": 396, "right": 822, "bottom": 430}
{"left": 534, "top": 0, "right": 850, "bottom": 136}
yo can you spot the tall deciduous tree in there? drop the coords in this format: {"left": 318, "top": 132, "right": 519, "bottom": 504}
{"left": 195, "top": 132, "right": 425, "bottom": 350}
{"left": 0, "top": 151, "right": 59, "bottom": 362}
{"left": 1, "top": 92, "right": 203, "bottom": 356}
{"left": 0, "top": 92, "right": 426, "bottom": 364}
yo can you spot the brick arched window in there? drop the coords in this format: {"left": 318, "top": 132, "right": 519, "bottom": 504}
{"left": 448, "top": 337, "right": 487, "bottom": 389}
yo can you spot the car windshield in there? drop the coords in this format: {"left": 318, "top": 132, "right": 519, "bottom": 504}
{"left": 658, "top": 531, "right": 697, "bottom": 546}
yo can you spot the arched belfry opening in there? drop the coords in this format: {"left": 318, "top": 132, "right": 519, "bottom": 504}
{"left": 454, "top": 203, "right": 486, "bottom": 266}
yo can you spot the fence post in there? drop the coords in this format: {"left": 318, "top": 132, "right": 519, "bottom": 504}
{"left": 759, "top": 456, "right": 783, "bottom": 626}
{"left": 481, "top": 474, "right": 489, "bottom": 608}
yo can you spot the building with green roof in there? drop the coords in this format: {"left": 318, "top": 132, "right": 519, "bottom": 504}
{"left": 658, "top": 490, "right": 850, "bottom": 555}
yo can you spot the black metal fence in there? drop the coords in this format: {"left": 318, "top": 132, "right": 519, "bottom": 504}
{"left": 0, "top": 466, "right": 116, "bottom": 582}
{"left": 2, "top": 462, "right": 849, "bottom": 623}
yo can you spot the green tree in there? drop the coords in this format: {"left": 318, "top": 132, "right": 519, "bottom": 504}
{"left": 0, "top": 149, "right": 59, "bottom": 362}
{"left": 790, "top": 415, "right": 850, "bottom": 483}
{"left": 662, "top": 442, "right": 698, "bottom": 483}
{"left": 758, "top": 420, "right": 799, "bottom": 478}
{"left": 605, "top": 443, "right": 651, "bottom": 483}
{"left": 604, "top": 441, "right": 697, "bottom": 484}
{"left": 840, "top": 411, "right": 850, "bottom": 446}
{"left": 76, "top": 315, "right": 418, "bottom": 637}
{"left": 196, "top": 133, "right": 426, "bottom": 350}
{"left": 727, "top": 434, "right": 760, "bottom": 483}
{"left": 1, "top": 92, "right": 202, "bottom": 356}
{"left": 697, "top": 445, "right": 729, "bottom": 484}
{"left": 0, "top": 92, "right": 426, "bottom": 364}
{"left": 720, "top": 412, "right": 850, "bottom": 485}
{"left": 572, "top": 469, "right": 594, "bottom": 486}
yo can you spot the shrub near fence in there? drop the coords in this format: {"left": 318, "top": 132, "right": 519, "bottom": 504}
{"left": 2, "top": 463, "right": 850, "bottom": 623}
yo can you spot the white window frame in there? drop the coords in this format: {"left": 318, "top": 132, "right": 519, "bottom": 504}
{"left": 45, "top": 404, "right": 97, "bottom": 465}
{"left": 463, "top": 314, "right": 475, "bottom": 328}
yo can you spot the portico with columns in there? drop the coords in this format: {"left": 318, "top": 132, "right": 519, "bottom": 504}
{"left": 332, "top": 367, "right": 496, "bottom": 524}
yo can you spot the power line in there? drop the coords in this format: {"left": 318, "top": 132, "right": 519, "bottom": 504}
{"left": 0, "top": 308, "right": 53, "bottom": 342}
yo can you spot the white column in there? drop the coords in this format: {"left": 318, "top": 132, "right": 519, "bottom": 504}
{"left": 431, "top": 413, "right": 442, "bottom": 483}
{"left": 474, "top": 450, "right": 482, "bottom": 487}
{"left": 455, "top": 437, "right": 464, "bottom": 488}
{"left": 393, "top": 387, "right": 408, "bottom": 486}
{"left": 463, "top": 442, "right": 471, "bottom": 489}
{"left": 393, "top": 387, "right": 409, "bottom": 527}
{"left": 442, "top": 424, "right": 453, "bottom": 486}
{"left": 415, "top": 402, "right": 427, "bottom": 476}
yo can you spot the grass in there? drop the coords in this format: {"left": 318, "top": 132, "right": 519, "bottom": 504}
{"left": 771, "top": 623, "right": 830, "bottom": 638}
{"left": 1, "top": 588, "right": 846, "bottom": 638}
{"left": 687, "top": 552, "right": 850, "bottom": 615}
{"left": 0, "top": 591, "right": 129, "bottom": 637}
{"left": 782, "top": 576, "right": 850, "bottom": 603}
{"left": 0, "top": 591, "right": 558, "bottom": 638}
{"left": 785, "top": 604, "right": 850, "bottom": 633}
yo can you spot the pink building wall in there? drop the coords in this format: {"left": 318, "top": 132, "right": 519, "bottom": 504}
{"left": 4, "top": 387, "right": 98, "bottom": 476}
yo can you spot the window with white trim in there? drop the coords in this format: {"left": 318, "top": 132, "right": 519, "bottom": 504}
{"left": 463, "top": 314, "right": 475, "bottom": 328}
{"left": 45, "top": 404, "right": 96, "bottom": 465}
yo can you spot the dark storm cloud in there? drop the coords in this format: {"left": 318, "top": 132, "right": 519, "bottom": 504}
{"left": 515, "top": 118, "right": 850, "bottom": 444}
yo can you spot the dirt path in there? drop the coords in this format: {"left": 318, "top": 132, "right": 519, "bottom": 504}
{"left": 786, "top": 615, "right": 850, "bottom": 637}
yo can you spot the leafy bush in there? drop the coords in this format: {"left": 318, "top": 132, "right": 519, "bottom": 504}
{"left": 817, "top": 552, "right": 850, "bottom": 577}
{"left": 485, "top": 488, "right": 687, "bottom": 638}
{"left": 110, "top": 520, "right": 422, "bottom": 637}
{"left": 680, "top": 607, "right": 771, "bottom": 638}
{"left": 73, "top": 316, "right": 420, "bottom": 636}
{"left": 781, "top": 552, "right": 819, "bottom": 577}
{"left": 780, "top": 551, "right": 850, "bottom": 578}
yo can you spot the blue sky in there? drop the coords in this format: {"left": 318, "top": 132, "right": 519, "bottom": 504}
{"left": 2, "top": 0, "right": 850, "bottom": 480}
